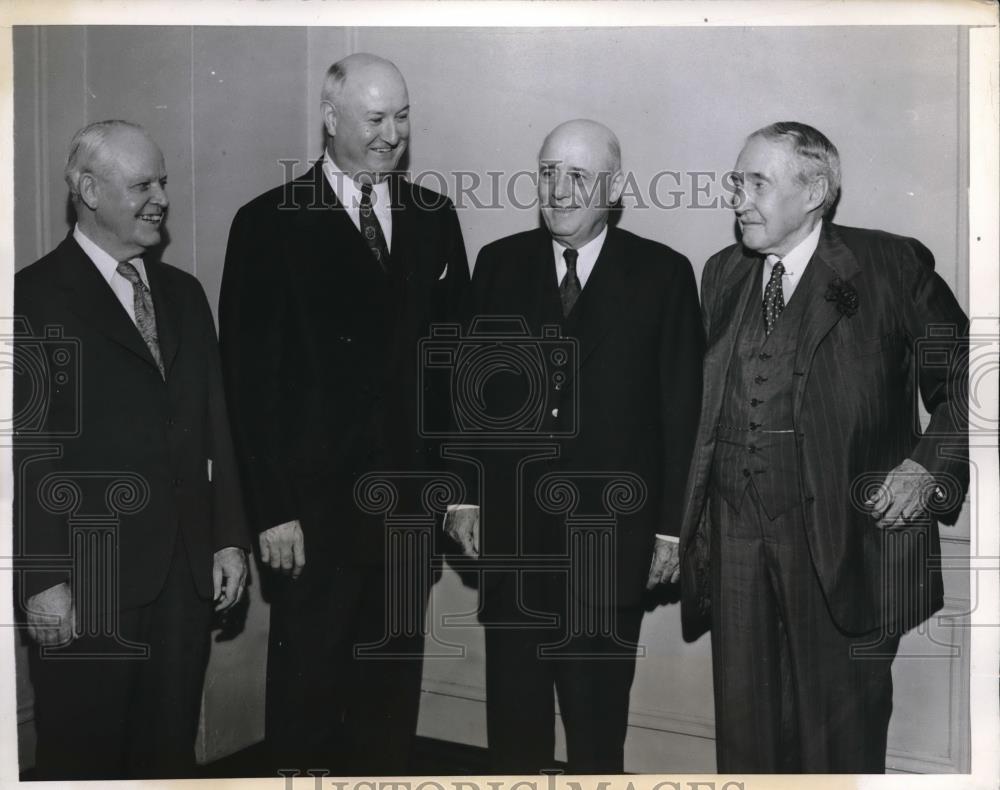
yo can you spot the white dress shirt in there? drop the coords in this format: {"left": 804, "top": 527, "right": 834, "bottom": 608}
{"left": 73, "top": 224, "right": 149, "bottom": 326}
{"left": 761, "top": 219, "right": 823, "bottom": 301}
{"left": 552, "top": 225, "right": 607, "bottom": 289}
{"left": 322, "top": 151, "right": 392, "bottom": 252}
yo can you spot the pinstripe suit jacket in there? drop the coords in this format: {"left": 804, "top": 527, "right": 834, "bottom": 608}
{"left": 679, "top": 222, "right": 969, "bottom": 637}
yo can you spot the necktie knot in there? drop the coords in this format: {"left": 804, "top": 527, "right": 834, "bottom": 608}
{"left": 563, "top": 247, "right": 579, "bottom": 272}
{"left": 116, "top": 259, "right": 146, "bottom": 290}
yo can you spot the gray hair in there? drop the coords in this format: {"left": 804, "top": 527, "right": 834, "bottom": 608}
{"left": 64, "top": 119, "right": 145, "bottom": 203}
{"left": 749, "top": 121, "right": 841, "bottom": 215}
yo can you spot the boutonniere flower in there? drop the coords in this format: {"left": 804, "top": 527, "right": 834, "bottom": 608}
{"left": 825, "top": 277, "right": 859, "bottom": 317}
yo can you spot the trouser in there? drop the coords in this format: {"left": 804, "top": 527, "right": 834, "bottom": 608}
{"left": 710, "top": 484, "right": 899, "bottom": 773}
{"left": 29, "top": 534, "right": 213, "bottom": 780}
{"left": 265, "top": 558, "right": 428, "bottom": 776}
{"left": 482, "top": 572, "right": 644, "bottom": 774}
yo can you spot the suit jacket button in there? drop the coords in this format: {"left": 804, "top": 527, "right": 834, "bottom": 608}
{"left": 759, "top": 352, "right": 771, "bottom": 361}
{"left": 742, "top": 468, "right": 751, "bottom": 478}
{"left": 750, "top": 398, "right": 761, "bottom": 407}
{"left": 173, "top": 478, "right": 182, "bottom": 487}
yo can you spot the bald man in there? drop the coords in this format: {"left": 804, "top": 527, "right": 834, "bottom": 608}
{"left": 444, "top": 120, "right": 703, "bottom": 772}
{"left": 14, "top": 120, "right": 248, "bottom": 778}
{"left": 219, "top": 54, "right": 468, "bottom": 773}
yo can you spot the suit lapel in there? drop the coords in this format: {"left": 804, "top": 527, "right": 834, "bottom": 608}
{"left": 702, "top": 245, "right": 760, "bottom": 423}
{"left": 790, "top": 223, "right": 862, "bottom": 419}
{"left": 54, "top": 236, "right": 163, "bottom": 374}
{"left": 565, "top": 227, "right": 631, "bottom": 370}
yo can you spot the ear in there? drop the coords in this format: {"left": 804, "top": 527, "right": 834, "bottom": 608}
{"left": 608, "top": 169, "right": 626, "bottom": 204}
{"left": 78, "top": 172, "right": 100, "bottom": 211}
{"left": 806, "top": 175, "right": 829, "bottom": 213}
{"left": 321, "top": 100, "right": 338, "bottom": 137}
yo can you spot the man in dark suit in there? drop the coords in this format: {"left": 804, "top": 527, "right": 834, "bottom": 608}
{"left": 445, "top": 119, "right": 703, "bottom": 773}
{"left": 218, "top": 53, "right": 468, "bottom": 774}
{"left": 677, "top": 122, "right": 969, "bottom": 773}
{"left": 14, "top": 120, "right": 249, "bottom": 779}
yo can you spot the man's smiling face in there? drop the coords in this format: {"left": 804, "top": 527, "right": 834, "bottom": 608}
{"left": 85, "top": 127, "right": 169, "bottom": 261}
{"left": 328, "top": 61, "right": 410, "bottom": 183}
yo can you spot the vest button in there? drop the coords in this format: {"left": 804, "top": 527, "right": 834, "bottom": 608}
{"left": 554, "top": 383, "right": 562, "bottom": 391}
{"left": 749, "top": 421, "right": 761, "bottom": 430}
{"left": 750, "top": 398, "right": 761, "bottom": 406}
{"left": 551, "top": 408, "right": 559, "bottom": 418}
{"left": 759, "top": 352, "right": 772, "bottom": 361}
{"left": 747, "top": 444, "right": 757, "bottom": 454}
{"left": 742, "top": 468, "right": 751, "bottom": 478}
{"left": 754, "top": 375, "right": 768, "bottom": 384}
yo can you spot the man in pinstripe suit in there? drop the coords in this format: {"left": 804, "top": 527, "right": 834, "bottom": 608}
{"left": 676, "top": 122, "right": 968, "bottom": 773}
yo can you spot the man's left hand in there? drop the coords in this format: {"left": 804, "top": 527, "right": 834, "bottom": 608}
{"left": 865, "top": 458, "right": 937, "bottom": 529}
{"left": 646, "top": 538, "right": 681, "bottom": 589}
{"left": 213, "top": 546, "right": 248, "bottom": 612}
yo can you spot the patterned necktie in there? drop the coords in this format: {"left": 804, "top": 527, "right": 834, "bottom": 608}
{"left": 560, "top": 248, "right": 581, "bottom": 317}
{"left": 116, "top": 259, "right": 165, "bottom": 378}
{"left": 359, "top": 183, "right": 390, "bottom": 273}
{"left": 762, "top": 258, "right": 785, "bottom": 336}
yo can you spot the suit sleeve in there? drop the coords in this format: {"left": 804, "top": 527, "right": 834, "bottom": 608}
{"left": 193, "top": 283, "right": 251, "bottom": 552}
{"left": 12, "top": 281, "right": 71, "bottom": 598}
{"left": 658, "top": 255, "right": 706, "bottom": 537}
{"left": 218, "top": 203, "right": 299, "bottom": 535}
{"left": 896, "top": 239, "right": 970, "bottom": 506}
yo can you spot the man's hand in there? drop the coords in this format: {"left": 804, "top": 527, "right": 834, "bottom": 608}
{"left": 865, "top": 458, "right": 937, "bottom": 529}
{"left": 444, "top": 506, "right": 479, "bottom": 558}
{"left": 26, "top": 582, "right": 76, "bottom": 646}
{"left": 646, "top": 537, "right": 681, "bottom": 588}
{"left": 259, "top": 519, "right": 306, "bottom": 579}
{"left": 213, "top": 546, "right": 249, "bottom": 612}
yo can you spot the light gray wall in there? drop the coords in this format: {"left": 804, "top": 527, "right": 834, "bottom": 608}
{"left": 12, "top": 25, "right": 970, "bottom": 773}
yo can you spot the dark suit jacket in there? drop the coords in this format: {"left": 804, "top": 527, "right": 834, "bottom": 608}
{"left": 13, "top": 236, "right": 248, "bottom": 610}
{"left": 679, "top": 222, "right": 969, "bottom": 636}
{"left": 218, "top": 163, "right": 468, "bottom": 562}
{"left": 468, "top": 226, "right": 704, "bottom": 608}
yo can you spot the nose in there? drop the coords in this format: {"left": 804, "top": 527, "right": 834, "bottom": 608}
{"left": 151, "top": 181, "right": 169, "bottom": 208}
{"left": 731, "top": 183, "right": 748, "bottom": 212}
{"left": 552, "top": 170, "right": 573, "bottom": 202}
{"left": 381, "top": 118, "right": 399, "bottom": 146}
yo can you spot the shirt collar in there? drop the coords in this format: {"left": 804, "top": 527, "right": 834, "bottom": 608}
{"left": 73, "top": 224, "right": 149, "bottom": 287}
{"left": 323, "top": 151, "right": 391, "bottom": 209}
{"left": 766, "top": 219, "right": 823, "bottom": 274}
{"left": 551, "top": 224, "right": 609, "bottom": 266}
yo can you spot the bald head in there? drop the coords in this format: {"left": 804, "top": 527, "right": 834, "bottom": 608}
{"left": 538, "top": 119, "right": 624, "bottom": 249}
{"left": 539, "top": 119, "right": 621, "bottom": 175}
{"left": 321, "top": 53, "right": 410, "bottom": 182}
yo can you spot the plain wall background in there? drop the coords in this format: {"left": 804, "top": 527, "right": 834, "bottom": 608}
{"left": 11, "top": 25, "right": 970, "bottom": 773}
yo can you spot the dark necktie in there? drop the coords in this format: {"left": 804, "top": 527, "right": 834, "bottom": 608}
{"left": 763, "top": 258, "right": 785, "bottom": 335}
{"left": 560, "top": 248, "right": 581, "bottom": 317}
{"left": 116, "top": 259, "right": 165, "bottom": 378}
{"left": 359, "top": 183, "right": 389, "bottom": 273}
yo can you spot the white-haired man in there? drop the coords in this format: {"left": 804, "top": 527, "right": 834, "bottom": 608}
{"left": 678, "top": 121, "right": 969, "bottom": 772}
{"left": 14, "top": 120, "right": 249, "bottom": 779}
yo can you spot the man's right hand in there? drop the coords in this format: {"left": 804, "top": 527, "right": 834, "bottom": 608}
{"left": 259, "top": 519, "right": 306, "bottom": 579}
{"left": 444, "top": 506, "right": 479, "bottom": 558}
{"left": 26, "top": 582, "right": 76, "bottom": 646}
